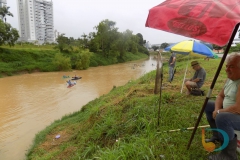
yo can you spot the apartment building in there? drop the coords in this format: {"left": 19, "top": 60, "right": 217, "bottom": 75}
{"left": 17, "top": 0, "right": 54, "bottom": 44}
{"left": 0, "top": 0, "right": 6, "bottom": 7}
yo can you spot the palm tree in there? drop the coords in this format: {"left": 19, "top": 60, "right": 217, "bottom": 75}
{"left": 0, "top": 6, "right": 13, "bottom": 23}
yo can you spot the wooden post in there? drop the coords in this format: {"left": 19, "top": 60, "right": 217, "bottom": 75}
{"left": 156, "top": 52, "right": 163, "bottom": 126}
{"left": 154, "top": 53, "right": 161, "bottom": 94}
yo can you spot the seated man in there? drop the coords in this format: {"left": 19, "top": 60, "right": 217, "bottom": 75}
{"left": 204, "top": 53, "right": 240, "bottom": 159}
{"left": 185, "top": 61, "right": 206, "bottom": 95}
{"left": 67, "top": 80, "right": 73, "bottom": 86}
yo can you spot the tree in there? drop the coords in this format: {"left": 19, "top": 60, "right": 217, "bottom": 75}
{"left": 136, "top": 33, "right": 144, "bottom": 45}
{"left": 212, "top": 44, "right": 224, "bottom": 53}
{"left": 129, "top": 33, "right": 139, "bottom": 54}
{"left": 152, "top": 45, "right": 159, "bottom": 51}
{"left": 111, "top": 30, "right": 132, "bottom": 61}
{"left": 160, "top": 42, "right": 169, "bottom": 49}
{"left": 94, "top": 19, "right": 118, "bottom": 56}
{"left": 0, "top": 19, "right": 19, "bottom": 46}
{"left": 55, "top": 34, "right": 72, "bottom": 53}
{"left": 229, "top": 44, "right": 240, "bottom": 53}
{"left": 81, "top": 33, "right": 88, "bottom": 49}
{"left": 88, "top": 32, "right": 99, "bottom": 52}
{"left": 0, "top": 6, "right": 19, "bottom": 47}
{"left": 0, "top": 6, "right": 13, "bottom": 23}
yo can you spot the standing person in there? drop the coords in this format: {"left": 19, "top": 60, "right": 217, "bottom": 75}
{"left": 185, "top": 61, "right": 206, "bottom": 95}
{"left": 168, "top": 51, "right": 176, "bottom": 82}
{"left": 204, "top": 53, "right": 240, "bottom": 160}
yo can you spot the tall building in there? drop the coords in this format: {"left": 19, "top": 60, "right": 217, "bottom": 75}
{"left": 0, "top": 0, "right": 7, "bottom": 20}
{"left": 17, "top": 0, "right": 54, "bottom": 44}
{"left": 0, "top": 0, "right": 6, "bottom": 7}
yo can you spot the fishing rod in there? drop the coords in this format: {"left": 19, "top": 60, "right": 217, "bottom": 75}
{"left": 157, "top": 125, "right": 210, "bottom": 133}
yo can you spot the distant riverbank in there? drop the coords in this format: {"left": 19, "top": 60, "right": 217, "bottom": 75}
{"left": 0, "top": 45, "right": 149, "bottom": 78}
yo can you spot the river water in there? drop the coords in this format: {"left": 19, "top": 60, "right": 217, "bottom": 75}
{"left": 0, "top": 56, "right": 157, "bottom": 160}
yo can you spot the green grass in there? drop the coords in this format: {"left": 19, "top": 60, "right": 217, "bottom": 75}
{"left": 25, "top": 56, "right": 239, "bottom": 160}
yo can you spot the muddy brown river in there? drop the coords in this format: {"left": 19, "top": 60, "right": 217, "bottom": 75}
{"left": 0, "top": 56, "right": 157, "bottom": 160}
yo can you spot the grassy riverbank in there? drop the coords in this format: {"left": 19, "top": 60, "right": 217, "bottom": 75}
{"left": 0, "top": 44, "right": 148, "bottom": 77}
{"left": 26, "top": 55, "right": 240, "bottom": 159}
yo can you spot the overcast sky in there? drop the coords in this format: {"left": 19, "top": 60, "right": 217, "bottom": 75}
{"left": 7, "top": 0, "right": 194, "bottom": 45}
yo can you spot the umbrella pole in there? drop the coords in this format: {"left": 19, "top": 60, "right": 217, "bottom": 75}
{"left": 181, "top": 55, "right": 190, "bottom": 93}
{"left": 187, "top": 23, "right": 240, "bottom": 150}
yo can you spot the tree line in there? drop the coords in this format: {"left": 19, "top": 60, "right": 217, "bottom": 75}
{"left": 55, "top": 19, "right": 149, "bottom": 61}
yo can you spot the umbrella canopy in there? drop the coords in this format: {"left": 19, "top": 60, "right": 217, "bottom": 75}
{"left": 164, "top": 40, "right": 214, "bottom": 57}
{"left": 201, "top": 42, "right": 213, "bottom": 50}
{"left": 145, "top": 0, "right": 240, "bottom": 46}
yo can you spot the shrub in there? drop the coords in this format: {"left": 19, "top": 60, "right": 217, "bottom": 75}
{"left": 89, "top": 59, "right": 98, "bottom": 67}
{"left": 52, "top": 53, "right": 71, "bottom": 71}
{"left": 74, "top": 51, "right": 92, "bottom": 70}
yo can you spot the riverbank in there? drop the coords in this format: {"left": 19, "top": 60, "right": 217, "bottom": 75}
{"left": 26, "top": 57, "right": 239, "bottom": 159}
{"left": 0, "top": 45, "right": 149, "bottom": 78}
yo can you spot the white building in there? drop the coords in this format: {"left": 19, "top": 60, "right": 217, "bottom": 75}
{"left": 0, "top": 0, "right": 7, "bottom": 20}
{"left": 0, "top": 0, "right": 6, "bottom": 7}
{"left": 232, "top": 38, "right": 240, "bottom": 47}
{"left": 17, "top": 0, "right": 54, "bottom": 44}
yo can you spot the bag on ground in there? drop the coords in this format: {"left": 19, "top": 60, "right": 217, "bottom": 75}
{"left": 190, "top": 88, "right": 204, "bottom": 96}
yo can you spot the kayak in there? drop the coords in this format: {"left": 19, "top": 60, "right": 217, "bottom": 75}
{"left": 67, "top": 84, "right": 76, "bottom": 88}
{"left": 62, "top": 75, "right": 70, "bottom": 78}
{"left": 66, "top": 81, "right": 77, "bottom": 88}
{"left": 71, "top": 76, "right": 82, "bottom": 80}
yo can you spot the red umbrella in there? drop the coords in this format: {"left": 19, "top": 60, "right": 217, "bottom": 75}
{"left": 145, "top": 0, "right": 240, "bottom": 149}
{"left": 146, "top": 0, "right": 240, "bottom": 46}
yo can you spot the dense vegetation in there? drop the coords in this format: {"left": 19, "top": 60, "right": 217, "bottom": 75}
{"left": 25, "top": 54, "right": 240, "bottom": 159}
{"left": 0, "top": 44, "right": 148, "bottom": 77}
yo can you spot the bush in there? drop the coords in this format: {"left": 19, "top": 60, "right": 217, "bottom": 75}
{"left": 75, "top": 51, "right": 91, "bottom": 70}
{"left": 89, "top": 59, "right": 98, "bottom": 67}
{"left": 52, "top": 53, "right": 71, "bottom": 71}
{"left": 138, "top": 45, "right": 149, "bottom": 56}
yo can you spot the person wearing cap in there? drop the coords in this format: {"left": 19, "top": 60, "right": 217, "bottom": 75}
{"left": 204, "top": 53, "right": 240, "bottom": 159}
{"left": 185, "top": 60, "right": 206, "bottom": 95}
{"left": 168, "top": 51, "right": 176, "bottom": 82}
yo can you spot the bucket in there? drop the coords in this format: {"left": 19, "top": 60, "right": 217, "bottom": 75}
{"left": 234, "top": 130, "right": 240, "bottom": 153}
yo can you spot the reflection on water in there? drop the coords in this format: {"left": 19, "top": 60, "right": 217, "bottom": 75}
{"left": 0, "top": 56, "right": 157, "bottom": 160}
